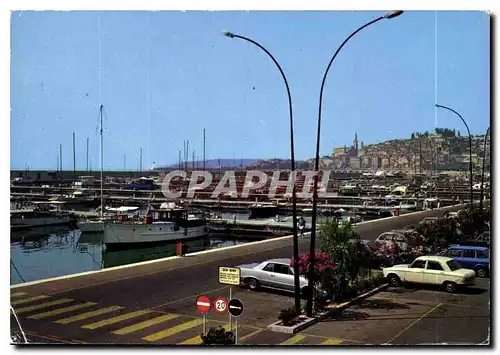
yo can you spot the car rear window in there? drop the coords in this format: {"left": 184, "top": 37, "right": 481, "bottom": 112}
{"left": 446, "top": 260, "right": 462, "bottom": 271}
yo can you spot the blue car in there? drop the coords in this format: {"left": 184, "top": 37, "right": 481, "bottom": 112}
{"left": 440, "top": 245, "right": 490, "bottom": 278}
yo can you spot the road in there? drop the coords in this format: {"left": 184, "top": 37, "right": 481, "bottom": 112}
{"left": 10, "top": 206, "right": 469, "bottom": 345}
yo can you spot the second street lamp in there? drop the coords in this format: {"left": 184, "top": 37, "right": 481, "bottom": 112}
{"left": 222, "top": 31, "right": 302, "bottom": 312}
{"left": 307, "top": 10, "right": 404, "bottom": 317}
{"left": 435, "top": 104, "right": 474, "bottom": 208}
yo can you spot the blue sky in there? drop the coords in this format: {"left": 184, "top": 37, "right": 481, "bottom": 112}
{"left": 10, "top": 10, "right": 490, "bottom": 170}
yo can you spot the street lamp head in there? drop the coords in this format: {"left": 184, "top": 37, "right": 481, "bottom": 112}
{"left": 384, "top": 10, "right": 404, "bottom": 19}
{"left": 221, "top": 30, "right": 235, "bottom": 38}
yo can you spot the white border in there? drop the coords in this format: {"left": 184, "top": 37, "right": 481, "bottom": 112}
{"left": 4, "top": 1, "right": 497, "bottom": 353}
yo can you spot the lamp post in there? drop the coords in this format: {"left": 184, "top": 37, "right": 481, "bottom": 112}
{"left": 479, "top": 126, "right": 490, "bottom": 212}
{"left": 435, "top": 104, "right": 473, "bottom": 207}
{"left": 222, "top": 31, "right": 301, "bottom": 312}
{"left": 307, "top": 10, "right": 404, "bottom": 317}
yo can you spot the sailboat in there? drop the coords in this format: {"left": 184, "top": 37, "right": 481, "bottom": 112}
{"left": 77, "top": 105, "right": 107, "bottom": 233}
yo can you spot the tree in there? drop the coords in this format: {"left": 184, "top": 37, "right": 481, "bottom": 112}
{"left": 318, "top": 219, "right": 361, "bottom": 300}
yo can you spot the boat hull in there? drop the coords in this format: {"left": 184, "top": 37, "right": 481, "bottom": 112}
{"left": 11, "top": 212, "right": 71, "bottom": 228}
{"left": 78, "top": 221, "right": 105, "bottom": 233}
{"left": 103, "top": 222, "right": 209, "bottom": 247}
{"left": 249, "top": 206, "right": 278, "bottom": 219}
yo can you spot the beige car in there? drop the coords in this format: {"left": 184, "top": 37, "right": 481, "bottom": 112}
{"left": 383, "top": 255, "right": 476, "bottom": 293}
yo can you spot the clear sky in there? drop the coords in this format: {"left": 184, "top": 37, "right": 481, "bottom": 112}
{"left": 10, "top": 10, "right": 490, "bottom": 170}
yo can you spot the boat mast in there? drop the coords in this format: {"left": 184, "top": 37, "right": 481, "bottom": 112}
{"left": 100, "top": 104, "right": 104, "bottom": 217}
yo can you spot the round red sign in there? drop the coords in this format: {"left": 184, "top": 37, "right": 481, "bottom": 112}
{"left": 213, "top": 297, "right": 228, "bottom": 314}
{"left": 196, "top": 295, "right": 211, "bottom": 314}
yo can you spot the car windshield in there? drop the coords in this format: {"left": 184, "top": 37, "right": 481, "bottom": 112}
{"left": 446, "top": 260, "right": 462, "bottom": 271}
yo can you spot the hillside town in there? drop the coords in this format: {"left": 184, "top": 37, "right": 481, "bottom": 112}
{"left": 248, "top": 128, "right": 490, "bottom": 173}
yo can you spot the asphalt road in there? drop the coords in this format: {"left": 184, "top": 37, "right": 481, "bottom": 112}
{"left": 305, "top": 278, "right": 490, "bottom": 345}
{"left": 10, "top": 205, "right": 466, "bottom": 345}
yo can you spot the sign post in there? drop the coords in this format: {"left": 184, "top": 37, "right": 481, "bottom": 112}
{"left": 218, "top": 267, "right": 240, "bottom": 333}
{"left": 196, "top": 295, "right": 211, "bottom": 336}
{"left": 228, "top": 298, "right": 244, "bottom": 345}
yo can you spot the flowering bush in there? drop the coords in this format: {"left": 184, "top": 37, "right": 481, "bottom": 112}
{"left": 290, "top": 252, "right": 336, "bottom": 281}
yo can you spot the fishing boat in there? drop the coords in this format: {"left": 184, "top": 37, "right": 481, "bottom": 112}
{"left": 103, "top": 202, "right": 209, "bottom": 250}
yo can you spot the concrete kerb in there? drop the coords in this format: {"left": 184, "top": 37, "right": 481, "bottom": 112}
{"left": 267, "top": 283, "right": 389, "bottom": 334}
{"left": 10, "top": 204, "right": 468, "bottom": 290}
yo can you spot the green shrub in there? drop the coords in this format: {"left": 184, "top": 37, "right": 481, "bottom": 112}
{"left": 201, "top": 326, "right": 235, "bottom": 345}
{"left": 278, "top": 307, "right": 300, "bottom": 326}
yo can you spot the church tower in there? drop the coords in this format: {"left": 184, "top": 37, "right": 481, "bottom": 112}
{"left": 354, "top": 133, "right": 359, "bottom": 156}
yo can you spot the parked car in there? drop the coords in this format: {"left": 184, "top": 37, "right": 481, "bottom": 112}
{"left": 238, "top": 258, "right": 327, "bottom": 298}
{"left": 375, "top": 229, "right": 425, "bottom": 252}
{"left": 439, "top": 245, "right": 490, "bottom": 277}
{"left": 382, "top": 255, "right": 476, "bottom": 293}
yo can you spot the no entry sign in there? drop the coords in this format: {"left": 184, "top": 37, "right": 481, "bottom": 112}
{"left": 228, "top": 298, "right": 244, "bottom": 317}
{"left": 213, "top": 296, "right": 228, "bottom": 314}
{"left": 196, "top": 295, "right": 211, "bottom": 314}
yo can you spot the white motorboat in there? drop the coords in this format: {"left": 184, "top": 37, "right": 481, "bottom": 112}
{"left": 11, "top": 202, "right": 70, "bottom": 228}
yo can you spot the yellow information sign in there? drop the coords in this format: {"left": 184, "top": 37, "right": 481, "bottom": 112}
{"left": 218, "top": 266, "right": 241, "bottom": 286}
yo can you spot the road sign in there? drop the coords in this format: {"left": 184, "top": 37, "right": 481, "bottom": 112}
{"left": 213, "top": 296, "right": 228, "bottom": 314}
{"left": 228, "top": 298, "right": 244, "bottom": 317}
{"left": 196, "top": 295, "right": 211, "bottom": 314}
{"left": 219, "top": 266, "right": 241, "bottom": 286}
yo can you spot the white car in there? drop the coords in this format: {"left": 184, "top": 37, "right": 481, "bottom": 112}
{"left": 383, "top": 255, "right": 476, "bottom": 293}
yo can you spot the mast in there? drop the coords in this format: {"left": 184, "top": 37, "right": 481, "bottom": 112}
{"left": 203, "top": 128, "right": 206, "bottom": 171}
{"left": 100, "top": 104, "right": 104, "bottom": 217}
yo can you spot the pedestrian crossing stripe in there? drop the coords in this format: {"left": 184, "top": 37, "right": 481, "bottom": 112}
{"left": 143, "top": 318, "right": 204, "bottom": 342}
{"left": 112, "top": 313, "right": 180, "bottom": 335}
{"left": 82, "top": 309, "right": 153, "bottom": 330}
{"left": 11, "top": 295, "right": 49, "bottom": 306}
{"left": 280, "top": 334, "right": 306, "bottom": 345}
{"left": 178, "top": 323, "right": 231, "bottom": 345}
{"left": 10, "top": 292, "right": 28, "bottom": 298}
{"left": 320, "top": 338, "right": 343, "bottom": 345}
{"left": 55, "top": 306, "right": 123, "bottom": 324}
{"left": 28, "top": 302, "right": 97, "bottom": 320}
{"left": 14, "top": 299, "right": 74, "bottom": 314}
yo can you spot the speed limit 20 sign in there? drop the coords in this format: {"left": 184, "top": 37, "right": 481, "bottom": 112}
{"left": 213, "top": 297, "right": 228, "bottom": 314}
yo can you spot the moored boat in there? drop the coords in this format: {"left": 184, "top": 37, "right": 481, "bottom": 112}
{"left": 103, "top": 202, "right": 209, "bottom": 250}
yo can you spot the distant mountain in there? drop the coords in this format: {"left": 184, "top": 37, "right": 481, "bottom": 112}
{"left": 162, "top": 159, "right": 260, "bottom": 169}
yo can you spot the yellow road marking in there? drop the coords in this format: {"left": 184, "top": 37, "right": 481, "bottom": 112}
{"left": 112, "top": 313, "right": 180, "bottom": 335}
{"left": 55, "top": 306, "right": 123, "bottom": 324}
{"left": 28, "top": 302, "right": 97, "bottom": 320}
{"left": 11, "top": 292, "right": 28, "bottom": 298}
{"left": 143, "top": 318, "right": 204, "bottom": 342}
{"left": 82, "top": 309, "right": 153, "bottom": 330}
{"left": 386, "top": 303, "right": 443, "bottom": 344}
{"left": 280, "top": 334, "right": 306, "bottom": 345}
{"left": 239, "top": 329, "right": 263, "bottom": 343}
{"left": 178, "top": 323, "right": 230, "bottom": 345}
{"left": 320, "top": 338, "right": 343, "bottom": 345}
{"left": 11, "top": 295, "right": 49, "bottom": 306}
{"left": 14, "top": 299, "right": 74, "bottom": 314}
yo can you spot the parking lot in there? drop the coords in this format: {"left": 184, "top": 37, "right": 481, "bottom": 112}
{"left": 302, "top": 277, "right": 490, "bottom": 345}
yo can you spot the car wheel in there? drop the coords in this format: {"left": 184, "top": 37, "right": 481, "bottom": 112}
{"left": 444, "top": 281, "right": 457, "bottom": 293}
{"left": 246, "top": 278, "right": 259, "bottom": 291}
{"left": 387, "top": 274, "right": 401, "bottom": 287}
{"left": 476, "top": 267, "right": 488, "bottom": 278}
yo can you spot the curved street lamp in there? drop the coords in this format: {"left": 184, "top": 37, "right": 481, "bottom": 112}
{"left": 307, "top": 10, "right": 404, "bottom": 317}
{"left": 479, "top": 126, "right": 490, "bottom": 212}
{"left": 434, "top": 104, "right": 473, "bottom": 208}
{"left": 222, "top": 31, "right": 302, "bottom": 311}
